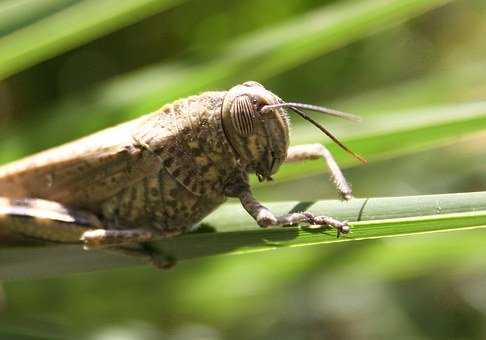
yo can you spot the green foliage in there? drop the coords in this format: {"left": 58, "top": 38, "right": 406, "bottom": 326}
{"left": 0, "top": 0, "right": 181, "bottom": 79}
{"left": 0, "top": 0, "right": 453, "bottom": 160}
{"left": 1, "top": 0, "right": 486, "bottom": 339}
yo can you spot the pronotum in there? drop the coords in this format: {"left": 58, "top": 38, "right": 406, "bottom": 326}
{"left": 0, "top": 81, "right": 365, "bottom": 268}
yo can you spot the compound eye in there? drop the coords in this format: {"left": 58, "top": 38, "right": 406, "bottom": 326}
{"left": 230, "top": 95, "right": 256, "bottom": 136}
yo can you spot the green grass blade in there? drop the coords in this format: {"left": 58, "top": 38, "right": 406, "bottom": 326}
{"left": 0, "top": 0, "right": 182, "bottom": 80}
{"left": 0, "top": 0, "right": 71, "bottom": 34}
{"left": 336, "top": 62, "right": 486, "bottom": 115}
{"left": 1, "top": 191, "right": 485, "bottom": 280}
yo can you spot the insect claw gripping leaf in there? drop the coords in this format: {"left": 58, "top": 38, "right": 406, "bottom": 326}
{"left": 0, "top": 81, "right": 361, "bottom": 267}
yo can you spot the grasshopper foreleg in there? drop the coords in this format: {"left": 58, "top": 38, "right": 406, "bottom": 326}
{"left": 285, "top": 143, "right": 353, "bottom": 200}
{"left": 237, "top": 190, "right": 350, "bottom": 237}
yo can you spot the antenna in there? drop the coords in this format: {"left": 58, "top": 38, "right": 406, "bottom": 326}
{"left": 262, "top": 102, "right": 367, "bottom": 164}
{"left": 262, "top": 102, "right": 361, "bottom": 122}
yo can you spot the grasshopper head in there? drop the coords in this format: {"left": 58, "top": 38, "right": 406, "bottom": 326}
{"left": 222, "top": 81, "right": 366, "bottom": 181}
{"left": 222, "top": 81, "right": 290, "bottom": 181}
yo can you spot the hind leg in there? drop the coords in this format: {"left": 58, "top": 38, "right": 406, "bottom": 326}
{"left": 0, "top": 197, "right": 176, "bottom": 268}
{"left": 81, "top": 228, "right": 179, "bottom": 269}
{"left": 0, "top": 197, "right": 102, "bottom": 243}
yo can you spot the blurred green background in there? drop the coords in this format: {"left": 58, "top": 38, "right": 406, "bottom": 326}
{"left": 1, "top": 0, "right": 486, "bottom": 339}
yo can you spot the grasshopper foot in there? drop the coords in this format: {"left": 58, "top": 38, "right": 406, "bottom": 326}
{"left": 307, "top": 213, "right": 350, "bottom": 234}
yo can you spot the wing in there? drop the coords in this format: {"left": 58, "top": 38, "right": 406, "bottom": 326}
{"left": 0, "top": 115, "right": 162, "bottom": 211}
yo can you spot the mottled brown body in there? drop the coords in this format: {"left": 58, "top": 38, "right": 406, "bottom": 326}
{"left": 0, "top": 91, "right": 245, "bottom": 235}
{"left": 0, "top": 81, "right": 357, "bottom": 266}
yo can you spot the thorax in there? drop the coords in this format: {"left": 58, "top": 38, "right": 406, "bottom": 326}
{"left": 102, "top": 91, "right": 243, "bottom": 231}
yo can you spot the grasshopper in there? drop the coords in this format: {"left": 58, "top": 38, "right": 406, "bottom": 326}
{"left": 0, "top": 81, "right": 365, "bottom": 267}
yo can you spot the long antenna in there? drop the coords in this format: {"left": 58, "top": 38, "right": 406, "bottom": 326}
{"left": 269, "top": 104, "right": 367, "bottom": 164}
{"left": 262, "top": 102, "right": 361, "bottom": 122}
